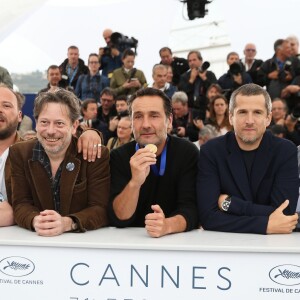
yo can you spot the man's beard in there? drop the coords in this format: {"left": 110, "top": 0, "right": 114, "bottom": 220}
{"left": 0, "top": 118, "right": 19, "bottom": 140}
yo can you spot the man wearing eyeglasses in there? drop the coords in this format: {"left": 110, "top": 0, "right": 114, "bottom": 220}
{"left": 75, "top": 53, "right": 109, "bottom": 101}
{"left": 240, "top": 43, "right": 264, "bottom": 86}
{"left": 91, "top": 87, "right": 117, "bottom": 145}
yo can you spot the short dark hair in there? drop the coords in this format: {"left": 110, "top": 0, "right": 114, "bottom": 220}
{"left": 34, "top": 89, "right": 81, "bottom": 123}
{"left": 100, "top": 87, "right": 115, "bottom": 99}
{"left": 229, "top": 83, "right": 272, "bottom": 115}
{"left": 159, "top": 47, "right": 172, "bottom": 56}
{"left": 88, "top": 53, "right": 99, "bottom": 63}
{"left": 47, "top": 65, "right": 60, "bottom": 74}
{"left": 0, "top": 83, "right": 23, "bottom": 110}
{"left": 226, "top": 51, "right": 239, "bottom": 60}
{"left": 68, "top": 45, "right": 78, "bottom": 51}
{"left": 187, "top": 50, "right": 202, "bottom": 61}
{"left": 274, "top": 39, "right": 285, "bottom": 52}
{"left": 127, "top": 87, "right": 172, "bottom": 118}
{"left": 115, "top": 94, "right": 128, "bottom": 102}
{"left": 122, "top": 48, "right": 135, "bottom": 60}
{"left": 81, "top": 98, "right": 97, "bottom": 111}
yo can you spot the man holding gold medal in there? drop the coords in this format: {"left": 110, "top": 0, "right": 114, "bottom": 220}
{"left": 109, "top": 88, "right": 198, "bottom": 237}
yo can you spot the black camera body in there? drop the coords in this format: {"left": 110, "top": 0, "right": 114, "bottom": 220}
{"left": 110, "top": 32, "right": 138, "bottom": 54}
{"left": 290, "top": 104, "right": 300, "bottom": 122}
{"left": 101, "top": 32, "right": 138, "bottom": 57}
{"left": 278, "top": 60, "right": 293, "bottom": 82}
{"left": 198, "top": 61, "right": 210, "bottom": 73}
{"left": 229, "top": 62, "right": 243, "bottom": 76}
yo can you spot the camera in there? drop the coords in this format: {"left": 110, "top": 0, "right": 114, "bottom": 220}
{"left": 290, "top": 104, "right": 300, "bottom": 122}
{"left": 229, "top": 62, "right": 243, "bottom": 76}
{"left": 198, "top": 61, "right": 210, "bottom": 73}
{"left": 278, "top": 60, "right": 292, "bottom": 82}
{"left": 100, "top": 32, "right": 138, "bottom": 57}
{"left": 110, "top": 32, "right": 138, "bottom": 54}
{"left": 284, "top": 61, "right": 292, "bottom": 72}
{"left": 192, "top": 107, "right": 206, "bottom": 121}
{"left": 171, "top": 127, "right": 180, "bottom": 135}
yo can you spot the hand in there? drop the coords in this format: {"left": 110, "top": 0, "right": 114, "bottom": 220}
{"left": 130, "top": 79, "right": 142, "bottom": 88}
{"left": 189, "top": 68, "right": 199, "bottom": 83}
{"left": 198, "top": 70, "right": 207, "bottom": 81}
{"left": 281, "top": 85, "right": 300, "bottom": 98}
{"left": 80, "top": 122, "right": 89, "bottom": 131}
{"left": 275, "top": 118, "right": 285, "bottom": 126}
{"left": 32, "top": 210, "right": 73, "bottom": 236}
{"left": 267, "top": 200, "right": 299, "bottom": 234}
{"left": 145, "top": 205, "right": 169, "bottom": 238}
{"left": 109, "top": 116, "right": 119, "bottom": 132}
{"left": 176, "top": 126, "right": 186, "bottom": 137}
{"left": 268, "top": 70, "right": 279, "bottom": 80}
{"left": 193, "top": 119, "right": 204, "bottom": 130}
{"left": 284, "top": 115, "right": 297, "bottom": 132}
{"left": 122, "top": 81, "right": 133, "bottom": 89}
{"left": 124, "top": 80, "right": 141, "bottom": 89}
{"left": 77, "top": 129, "right": 102, "bottom": 161}
{"left": 285, "top": 71, "right": 293, "bottom": 82}
{"left": 233, "top": 74, "right": 242, "bottom": 85}
{"left": 129, "top": 148, "right": 157, "bottom": 187}
{"left": 218, "top": 194, "right": 229, "bottom": 210}
{"left": 111, "top": 47, "right": 120, "bottom": 57}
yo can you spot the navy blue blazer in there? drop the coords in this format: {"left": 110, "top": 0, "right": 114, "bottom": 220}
{"left": 197, "top": 131, "right": 299, "bottom": 234}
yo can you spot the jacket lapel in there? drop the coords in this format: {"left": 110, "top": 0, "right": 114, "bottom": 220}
{"left": 59, "top": 155, "right": 81, "bottom": 215}
{"left": 226, "top": 133, "right": 253, "bottom": 202}
{"left": 28, "top": 160, "right": 54, "bottom": 209}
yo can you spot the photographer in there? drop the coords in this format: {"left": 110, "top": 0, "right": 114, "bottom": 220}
{"left": 285, "top": 104, "right": 300, "bottom": 145}
{"left": 218, "top": 52, "right": 252, "bottom": 100}
{"left": 269, "top": 98, "right": 300, "bottom": 145}
{"left": 171, "top": 91, "right": 199, "bottom": 142}
{"left": 258, "top": 39, "right": 300, "bottom": 99}
{"left": 178, "top": 50, "right": 217, "bottom": 120}
{"left": 99, "top": 28, "right": 122, "bottom": 79}
{"left": 281, "top": 74, "right": 300, "bottom": 112}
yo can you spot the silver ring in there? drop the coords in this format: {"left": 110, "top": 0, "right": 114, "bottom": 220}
{"left": 97, "top": 143, "right": 102, "bottom": 147}
{"left": 93, "top": 144, "right": 97, "bottom": 148}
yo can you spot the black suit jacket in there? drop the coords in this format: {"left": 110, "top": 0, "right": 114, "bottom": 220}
{"left": 197, "top": 131, "right": 299, "bottom": 234}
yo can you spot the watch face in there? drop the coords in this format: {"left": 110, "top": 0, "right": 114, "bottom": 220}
{"left": 222, "top": 200, "right": 230, "bottom": 211}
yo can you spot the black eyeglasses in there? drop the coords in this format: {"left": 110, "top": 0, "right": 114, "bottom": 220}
{"left": 245, "top": 49, "right": 256, "bottom": 52}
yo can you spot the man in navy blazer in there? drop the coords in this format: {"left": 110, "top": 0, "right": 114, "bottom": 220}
{"left": 197, "top": 83, "right": 299, "bottom": 234}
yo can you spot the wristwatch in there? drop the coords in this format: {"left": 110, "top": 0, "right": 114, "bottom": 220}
{"left": 221, "top": 196, "right": 231, "bottom": 212}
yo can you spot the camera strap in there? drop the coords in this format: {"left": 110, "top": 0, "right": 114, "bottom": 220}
{"left": 129, "top": 68, "right": 137, "bottom": 80}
